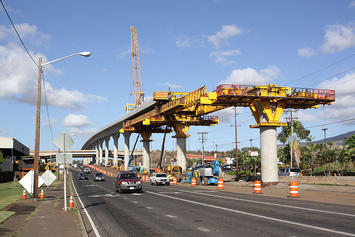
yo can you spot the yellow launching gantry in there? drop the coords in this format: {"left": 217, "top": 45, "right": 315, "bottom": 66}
{"left": 120, "top": 84, "right": 335, "bottom": 138}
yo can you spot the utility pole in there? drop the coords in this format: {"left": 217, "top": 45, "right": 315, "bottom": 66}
{"left": 322, "top": 128, "right": 328, "bottom": 145}
{"left": 285, "top": 109, "right": 298, "bottom": 168}
{"left": 198, "top": 132, "right": 208, "bottom": 164}
{"left": 249, "top": 138, "right": 253, "bottom": 148}
{"left": 234, "top": 107, "right": 239, "bottom": 180}
{"left": 33, "top": 57, "right": 42, "bottom": 199}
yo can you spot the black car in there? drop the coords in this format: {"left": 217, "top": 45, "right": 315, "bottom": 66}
{"left": 94, "top": 172, "right": 105, "bottom": 181}
{"left": 78, "top": 173, "right": 88, "bottom": 180}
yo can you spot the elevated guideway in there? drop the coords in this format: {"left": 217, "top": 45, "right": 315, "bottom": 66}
{"left": 82, "top": 84, "right": 335, "bottom": 184}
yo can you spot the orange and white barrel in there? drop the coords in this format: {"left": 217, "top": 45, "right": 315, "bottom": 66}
{"left": 289, "top": 180, "right": 299, "bottom": 197}
{"left": 172, "top": 177, "right": 177, "bottom": 185}
{"left": 191, "top": 177, "right": 196, "bottom": 187}
{"left": 217, "top": 178, "right": 224, "bottom": 190}
{"left": 254, "top": 180, "right": 262, "bottom": 194}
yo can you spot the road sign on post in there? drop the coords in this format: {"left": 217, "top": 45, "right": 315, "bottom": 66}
{"left": 54, "top": 132, "right": 74, "bottom": 212}
{"left": 19, "top": 170, "right": 44, "bottom": 194}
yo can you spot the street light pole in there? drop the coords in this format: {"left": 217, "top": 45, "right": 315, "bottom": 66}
{"left": 33, "top": 52, "right": 91, "bottom": 198}
{"left": 234, "top": 107, "right": 239, "bottom": 180}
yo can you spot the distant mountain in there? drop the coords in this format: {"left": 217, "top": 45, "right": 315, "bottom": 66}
{"left": 312, "top": 130, "right": 355, "bottom": 146}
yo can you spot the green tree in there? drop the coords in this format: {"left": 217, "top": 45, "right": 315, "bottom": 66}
{"left": 344, "top": 135, "right": 355, "bottom": 148}
{"left": 0, "top": 151, "right": 3, "bottom": 171}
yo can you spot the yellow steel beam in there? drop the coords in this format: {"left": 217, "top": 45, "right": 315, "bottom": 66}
{"left": 141, "top": 130, "right": 152, "bottom": 142}
{"left": 172, "top": 123, "right": 190, "bottom": 138}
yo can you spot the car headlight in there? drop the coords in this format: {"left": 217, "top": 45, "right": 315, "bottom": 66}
{"left": 137, "top": 181, "right": 141, "bottom": 184}
{"left": 121, "top": 181, "right": 127, "bottom": 185}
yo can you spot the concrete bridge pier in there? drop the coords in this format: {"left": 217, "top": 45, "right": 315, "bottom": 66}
{"left": 260, "top": 127, "right": 278, "bottom": 184}
{"left": 104, "top": 137, "right": 110, "bottom": 166}
{"left": 123, "top": 133, "right": 131, "bottom": 170}
{"left": 95, "top": 143, "right": 99, "bottom": 165}
{"left": 176, "top": 137, "right": 187, "bottom": 172}
{"left": 99, "top": 140, "right": 103, "bottom": 165}
{"left": 112, "top": 134, "right": 119, "bottom": 166}
{"left": 142, "top": 141, "right": 150, "bottom": 171}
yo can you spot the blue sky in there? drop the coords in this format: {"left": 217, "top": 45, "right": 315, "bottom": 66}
{"left": 0, "top": 0, "right": 355, "bottom": 152}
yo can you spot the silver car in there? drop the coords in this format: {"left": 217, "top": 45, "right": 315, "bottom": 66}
{"left": 278, "top": 167, "right": 301, "bottom": 176}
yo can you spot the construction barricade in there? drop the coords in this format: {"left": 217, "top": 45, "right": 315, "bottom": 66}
{"left": 191, "top": 177, "right": 196, "bottom": 187}
{"left": 172, "top": 177, "right": 177, "bottom": 185}
{"left": 254, "top": 180, "right": 262, "bottom": 194}
{"left": 288, "top": 180, "right": 299, "bottom": 197}
{"left": 217, "top": 178, "right": 224, "bottom": 190}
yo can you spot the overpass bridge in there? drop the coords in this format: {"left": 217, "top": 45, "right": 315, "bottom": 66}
{"left": 82, "top": 84, "right": 335, "bottom": 184}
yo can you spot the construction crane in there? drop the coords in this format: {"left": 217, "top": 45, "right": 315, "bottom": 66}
{"left": 128, "top": 26, "right": 144, "bottom": 111}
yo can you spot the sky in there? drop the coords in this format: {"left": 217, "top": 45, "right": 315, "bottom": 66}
{"left": 0, "top": 0, "right": 355, "bottom": 153}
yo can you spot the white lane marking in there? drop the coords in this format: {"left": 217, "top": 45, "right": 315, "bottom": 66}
{"left": 159, "top": 191, "right": 181, "bottom": 194}
{"left": 133, "top": 201, "right": 138, "bottom": 204}
{"left": 165, "top": 214, "right": 177, "bottom": 219}
{"left": 83, "top": 184, "right": 95, "bottom": 187}
{"left": 87, "top": 193, "right": 119, "bottom": 198}
{"left": 178, "top": 189, "right": 355, "bottom": 218}
{"left": 71, "top": 175, "right": 101, "bottom": 237}
{"left": 147, "top": 191, "right": 355, "bottom": 237}
{"left": 197, "top": 227, "right": 211, "bottom": 232}
{"left": 131, "top": 193, "right": 142, "bottom": 196}
{"left": 146, "top": 207, "right": 153, "bottom": 210}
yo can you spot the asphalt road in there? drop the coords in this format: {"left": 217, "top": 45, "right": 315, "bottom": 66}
{"left": 71, "top": 168, "right": 355, "bottom": 237}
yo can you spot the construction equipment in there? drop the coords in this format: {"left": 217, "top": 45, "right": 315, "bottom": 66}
{"left": 126, "top": 26, "right": 144, "bottom": 112}
{"left": 127, "top": 134, "right": 140, "bottom": 171}
{"left": 167, "top": 165, "right": 183, "bottom": 181}
{"left": 191, "top": 160, "right": 222, "bottom": 185}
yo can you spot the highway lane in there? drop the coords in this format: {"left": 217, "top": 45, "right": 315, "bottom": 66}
{"left": 71, "top": 168, "right": 355, "bottom": 237}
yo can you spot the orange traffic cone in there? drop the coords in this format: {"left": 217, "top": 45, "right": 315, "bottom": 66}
{"left": 172, "top": 177, "right": 177, "bottom": 185}
{"left": 254, "top": 180, "right": 262, "bottom": 194}
{"left": 217, "top": 178, "right": 224, "bottom": 190}
{"left": 191, "top": 177, "right": 196, "bottom": 187}
{"left": 40, "top": 189, "right": 45, "bottom": 199}
{"left": 21, "top": 189, "right": 26, "bottom": 200}
{"left": 288, "top": 180, "right": 299, "bottom": 198}
{"left": 68, "top": 195, "right": 74, "bottom": 208}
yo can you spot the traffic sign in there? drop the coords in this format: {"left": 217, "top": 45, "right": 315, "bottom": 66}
{"left": 56, "top": 153, "right": 73, "bottom": 164}
{"left": 19, "top": 170, "right": 44, "bottom": 194}
{"left": 54, "top": 132, "right": 74, "bottom": 151}
{"left": 41, "top": 170, "right": 57, "bottom": 187}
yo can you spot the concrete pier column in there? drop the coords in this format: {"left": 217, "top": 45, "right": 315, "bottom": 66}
{"left": 176, "top": 137, "right": 187, "bottom": 172}
{"left": 143, "top": 141, "right": 150, "bottom": 171}
{"left": 260, "top": 126, "right": 278, "bottom": 184}
{"left": 112, "top": 134, "right": 119, "bottom": 166}
{"left": 104, "top": 137, "right": 110, "bottom": 166}
{"left": 99, "top": 140, "right": 103, "bottom": 165}
{"left": 95, "top": 144, "right": 99, "bottom": 165}
{"left": 123, "top": 133, "right": 131, "bottom": 170}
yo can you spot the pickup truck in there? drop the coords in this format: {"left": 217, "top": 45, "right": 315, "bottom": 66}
{"left": 150, "top": 173, "right": 170, "bottom": 186}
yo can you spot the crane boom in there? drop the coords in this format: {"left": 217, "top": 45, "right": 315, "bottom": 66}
{"left": 131, "top": 26, "right": 144, "bottom": 106}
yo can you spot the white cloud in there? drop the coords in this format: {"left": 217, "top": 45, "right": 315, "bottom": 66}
{"left": 209, "top": 49, "right": 241, "bottom": 66}
{"left": 0, "top": 23, "right": 50, "bottom": 47}
{"left": 176, "top": 37, "right": 203, "bottom": 49}
{"left": 160, "top": 82, "right": 182, "bottom": 89}
{"left": 349, "top": 1, "right": 355, "bottom": 8}
{"left": 221, "top": 66, "right": 280, "bottom": 85}
{"left": 0, "top": 24, "right": 106, "bottom": 110}
{"left": 298, "top": 48, "right": 316, "bottom": 57}
{"left": 62, "top": 114, "right": 91, "bottom": 127}
{"left": 70, "top": 127, "right": 96, "bottom": 137}
{"left": 321, "top": 23, "right": 355, "bottom": 53}
{"left": 208, "top": 25, "right": 242, "bottom": 48}
{"left": 210, "top": 107, "right": 244, "bottom": 124}
{"left": 300, "top": 72, "right": 355, "bottom": 125}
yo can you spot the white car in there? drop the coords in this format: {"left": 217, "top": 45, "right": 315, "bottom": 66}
{"left": 150, "top": 173, "right": 170, "bottom": 186}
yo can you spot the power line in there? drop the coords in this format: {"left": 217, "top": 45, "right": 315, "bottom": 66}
{"left": 0, "top": 0, "right": 38, "bottom": 67}
{"left": 306, "top": 117, "right": 355, "bottom": 129}
{"left": 42, "top": 73, "right": 54, "bottom": 142}
{"left": 286, "top": 52, "right": 355, "bottom": 86}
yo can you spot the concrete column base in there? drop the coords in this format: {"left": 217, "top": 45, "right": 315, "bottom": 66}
{"left": 113, "top": 134, "right": 119, "bottom": 166}
{"left": 176, "top": 137, "right": 187, "bottom": 172}
{"left": 143, "top": 141, "right": 150, "bottom": 171}
{"left": 123, "top": 133, "right": 131, "bottom": 170}
{"left": 260, "top": 127, "right": 278, "bottom": 183}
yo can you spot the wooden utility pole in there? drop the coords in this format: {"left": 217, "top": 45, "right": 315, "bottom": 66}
{"left": 33, "top": 57, "right": 42, "bottom": 199}
{"left": 198, "top": 132, "right": 208, "bottom": 164}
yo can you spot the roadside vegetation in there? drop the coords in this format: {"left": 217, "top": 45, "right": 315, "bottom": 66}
{"left": 0, "top": 181, "right": 23, "bottom": 223}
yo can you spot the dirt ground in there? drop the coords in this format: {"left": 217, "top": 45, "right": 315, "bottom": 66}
{"left": 176, "top": 179, "right": 355, "bottom": 206}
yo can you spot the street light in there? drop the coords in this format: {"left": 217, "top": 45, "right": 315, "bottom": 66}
{"left": 33, "top": 51, "right": 91, "bottom": 198}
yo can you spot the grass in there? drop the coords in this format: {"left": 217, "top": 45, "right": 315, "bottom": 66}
{"left": 25, "top": 206, "right": 39, "bottom": 222}
{"left": 0, "top": 211, "right": 15, "bottom": 224}
{"left": 0, "top": 181, "right": 23, "bottom": 210}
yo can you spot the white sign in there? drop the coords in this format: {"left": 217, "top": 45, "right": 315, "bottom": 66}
{"left": 56, "top": 153, "right": 73, "bottom": 164}
{"left": 41, "top": 170, "right": 57, "bottom": 187}
{"left": 54, "top": 132, "right": 74, "bottom": 151}
{"left": 19, "top": 170, "right": 44, "bottom": 194}
{"left": 249, "top": 150, "right": 259, "bottom": 157}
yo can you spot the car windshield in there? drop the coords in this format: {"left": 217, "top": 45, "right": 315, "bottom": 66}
{"left": 120, "top": 173, "right": 137, "bottom": 179}
{"left": 96, "top": 173, "right": 103, "bottom": 177}
{"left": 156, "top": 174, "right": 167, "bottom": 177}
